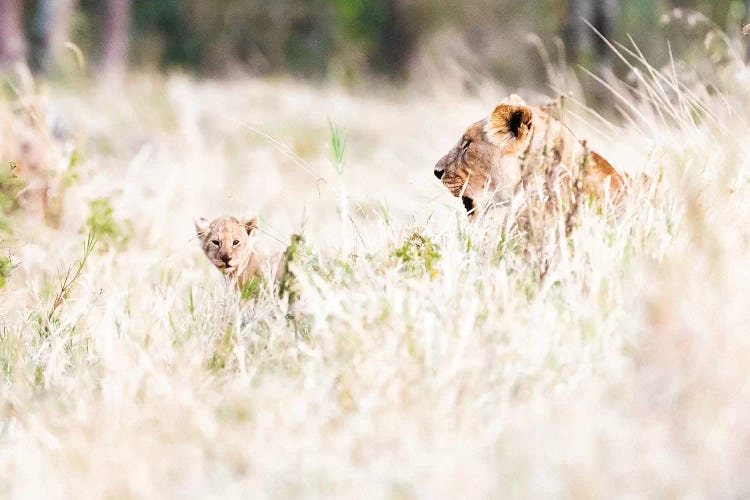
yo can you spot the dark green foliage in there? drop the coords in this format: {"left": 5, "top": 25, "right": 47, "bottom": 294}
{"left": 331, "top": 0, "right": 388, "bottom": 45}
{"left": 278, "top": 234, "right": 312, "bottom": 307}
{"left": 240, "top": 276, "right": 263, "bottom": 302}
{"left": 130, "top": 0, "right": 203, "bottom": 69}
{"left": 0, "top": 162, "right": 23, "bottom": 232}
{"left": 84, "top": 198, "right": 131, "bottom": 250}
{"left": 129, "top": 0, "right": 334, "bottom": 77}
{"left": 278, "top": 234, "right": 321, "bottom": 339}
{"left": 13, "top": 2, "right": 750, "bottom": 94}
{"left": 0, "top": 256, "right": 12, "bottom": 289}
{"left": 392, "top": 231, "right": 441, "bottom": 277}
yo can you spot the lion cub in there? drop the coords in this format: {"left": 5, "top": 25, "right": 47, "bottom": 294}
{"left": 194, "top": 215, "right": 265, "bottom": 296}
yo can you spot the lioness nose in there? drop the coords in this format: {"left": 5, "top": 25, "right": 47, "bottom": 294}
{"left": 434, "top": 168, "right": 444, "bottom": 180}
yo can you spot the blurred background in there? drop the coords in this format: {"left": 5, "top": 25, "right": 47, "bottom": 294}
{"left": 0, "top": 0, "right": 748, "bottom": 96}
{"left": 1, "top": 4, "right": 750, "bottom": 496}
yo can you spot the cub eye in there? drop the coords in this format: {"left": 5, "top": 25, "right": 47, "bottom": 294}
{"left": 211, "top": 240, "right": 220, "bottom": 246}
{"left": 232, "top": 240, "right": 240, "bottom": 246}
{"left": 461, "top": 137, "right": 472, "bottom": 150}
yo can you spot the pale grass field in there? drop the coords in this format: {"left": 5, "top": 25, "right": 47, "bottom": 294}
{"left": 1, "top": 39, "right": 750, "bottom": 498}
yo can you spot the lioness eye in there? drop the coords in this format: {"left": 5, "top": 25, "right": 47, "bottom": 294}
{"left": 461, "top": 138, "right": 471, "bottom": 150}
{"left": 211, "top": 240, "right": 220, "bottom": 246}
{"left": 232, "top": 240, "right": 240, "bottom": 246}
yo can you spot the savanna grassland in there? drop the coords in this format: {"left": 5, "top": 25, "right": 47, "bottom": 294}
{"left": 1, "top": 29, "right": 750, "bottom": 498}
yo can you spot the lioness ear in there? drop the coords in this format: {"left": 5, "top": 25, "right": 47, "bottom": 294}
{"left": 506, "top": 94, "right": 527, "bottom": 106}
{"left": 241, "top": 216, "right": 259, "bottom": 236}
{"left": 491, "top": 104, "right": 532, "bottom": 140}
{"left": 194, "top": 216, "right": 210, "bottom": 237}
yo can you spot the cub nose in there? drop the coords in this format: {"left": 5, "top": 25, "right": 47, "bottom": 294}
{"left": 434, "top": 168, "right": 444, "bottom": 180}
{"left": 221, "top": 254, "right": 231, "bottom": 264}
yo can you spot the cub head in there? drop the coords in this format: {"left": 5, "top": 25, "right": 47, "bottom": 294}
{"left": 433, "top": 94, "right": 534, "bottom": 217}
{"left": 194, "top": 215, "right": 259, "bottom": 274}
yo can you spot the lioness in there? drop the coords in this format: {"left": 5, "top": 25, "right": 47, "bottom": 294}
{"left": 433, "top": 95, "right": 626, "bottom": 218}
{"left": 194, "top": 215, "right": 264, "bottom": 296}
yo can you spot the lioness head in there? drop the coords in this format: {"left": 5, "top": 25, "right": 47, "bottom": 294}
{"left": 434, "top": 94, "right": 625, "bottom": 218}
{"left": 433, "top": 94, "right": 535, "bottom": 217}
{"left": 194, "top": 216, "right": 259, "bottom": 274}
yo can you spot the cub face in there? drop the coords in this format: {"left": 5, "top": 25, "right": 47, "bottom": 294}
{"left": 194, "top": 216, "right": 259, "bottom": 274}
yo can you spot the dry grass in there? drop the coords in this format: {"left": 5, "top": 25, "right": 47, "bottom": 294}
{"left": 0, "top": 34, "right": 750, "bottom": 498}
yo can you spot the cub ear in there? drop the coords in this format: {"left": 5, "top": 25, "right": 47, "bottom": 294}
{"left": 194, "top": 216, "right": 210, "bottom": 237}
{"left": 491, "top": 104, "right": 532, "bottom": 140}
{"left": 241, "top": 216, "right": 259, "bottom": 236}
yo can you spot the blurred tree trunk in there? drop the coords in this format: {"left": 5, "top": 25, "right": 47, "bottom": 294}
{"left": 100, "top": 0, "right": 130, "bottom": 80}
{"left": 0, "top": 0, "right": 26, "bottom": 67}
{"left": 746, "top": 0, "right": 750, "bottom": 61}
{"left": 591, "top": 0, "right": 617, "bottom": 68}
{"left": 564, "top": 0, "right": 619, "bottom": 109}
{"left": 30, "top": 0, "right": 77, "bottom": 74}
{"left": 564, "top": 0, "right": 587, "bottom": 65}
{"left": 376, "top": 0, "right": 416, "bottom": 78}
{"left": 564, "top": 0, "right": 618, "bottom": 68}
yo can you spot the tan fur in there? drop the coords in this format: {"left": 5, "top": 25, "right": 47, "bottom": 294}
{"left": 194, "top": 215, "right": 263, "bottom": 292}
{"left": 434, "top": 94, "right": 626, "bottom": 217}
